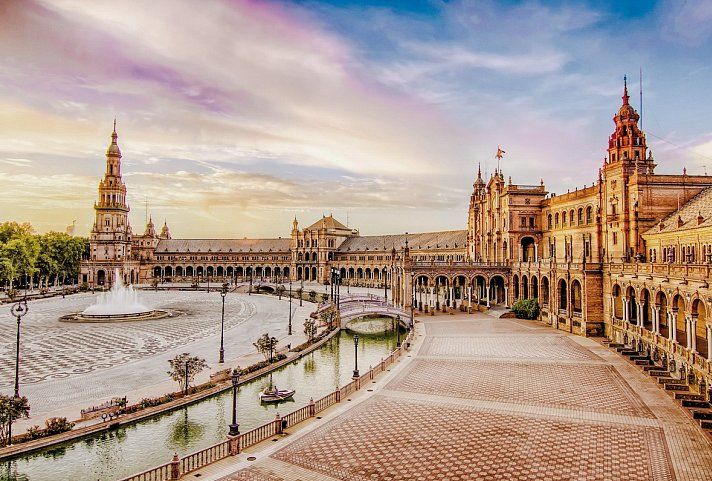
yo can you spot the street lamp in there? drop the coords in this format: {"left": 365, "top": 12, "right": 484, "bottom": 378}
{"left": 11, "top": 298, "right": 28, "bottom": 398}
{"left": 229, "top": 368, "right": 240, "bottom": 436}
{"left": 288, "top": 281, "right": 293, "bottom": 336}
{"left": 219, "top": 283, "right": 228, "bottom": 363}
{"left": 353, "top": 334, "right": 360, "bottom": 378}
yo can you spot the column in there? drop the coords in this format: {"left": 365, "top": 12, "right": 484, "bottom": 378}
{"left": 534, "top": 244, "right": 538, "bottom": 262}
{"left": 504, "top": 287, "right": 509, "bottom": 308}
{"left": 486, "top": 285, "right": 491, "bottom": 308}
{"left": 707, "top": 325, "right": 712, "bottom": 362}
{"left": 610, "top": 295, "right": 616, "bottom": 320}
{"left": 668, "top": 310, "right": 676, "bottom": 341}
{"left": 689, "top": 317, "right": 697, "bottom": 352}
{"left": 652, "top": 307, "right": 660, "bottom": 333}
{"left": 637, "top": 303, "right": 644, "bottom": 327}
{"left": 623, "top": 299, "right": 629, "bottom": 323}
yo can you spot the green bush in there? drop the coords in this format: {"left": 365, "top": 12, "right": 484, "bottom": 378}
{"left": 511, "top": 298, "right": 540, "bottom": 320}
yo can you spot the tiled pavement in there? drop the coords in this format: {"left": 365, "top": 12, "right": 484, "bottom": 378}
{"left": 198, "top": 311, "right": 712, "bottom": 481}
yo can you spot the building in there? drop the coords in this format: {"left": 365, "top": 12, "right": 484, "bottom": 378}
{"left": 81, "top": 77, "right": 712, "bottom": 388}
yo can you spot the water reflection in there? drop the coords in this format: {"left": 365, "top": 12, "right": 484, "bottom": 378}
{"left": 4, "top": 322, "right": 398, "bottom": 481}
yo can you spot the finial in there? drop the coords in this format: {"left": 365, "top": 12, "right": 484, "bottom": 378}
{"left": 622, "top": 75, "right": 629, "bottom": 105}
{"left": 113, "top": 118, "right": 117, "bottom": 133}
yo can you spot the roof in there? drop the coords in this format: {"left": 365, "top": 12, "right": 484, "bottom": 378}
{"left": 337, "top": 230, "right": 467, "bottom": 252}
{"left": 304, "top": 215, "right": 349, "bottom": 231}
{"left": 644, "top": 186, "right": 712, "bottom": 235}
{"left": 155, "top": 238, "right": 291, "bottom": 253}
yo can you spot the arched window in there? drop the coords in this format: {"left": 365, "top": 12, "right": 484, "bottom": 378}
{"left": 562, "top": 211, "right": 567, "bottom": 226}
{"left": 577, "top": 208, "right": 583, "bottom": 225}
{"left": 555, "top": 213, "right": 560, "bottom": 227}
{"left": 547, "top": 214, "right": 552, "bottom": 230}
{"left": 586, "top": 206, "right": 592, "bottom": 224}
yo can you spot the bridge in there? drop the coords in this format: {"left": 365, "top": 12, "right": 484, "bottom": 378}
{"left": 315, "top": 294, "right": 411, "bottom": 329}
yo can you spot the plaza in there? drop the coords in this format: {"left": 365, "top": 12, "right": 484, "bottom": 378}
{"left": 192, "top": 309, "right": 712, "bottom": 481}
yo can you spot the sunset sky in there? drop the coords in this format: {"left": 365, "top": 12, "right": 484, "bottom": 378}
{"left": 1, "top": 0, "right": 711, "bottom": 238}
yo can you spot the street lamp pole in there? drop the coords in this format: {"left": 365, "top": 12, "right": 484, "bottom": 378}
{"left": 219, "top": 283, "right": 227, "bottom": 363}
{"left": 11, "top": 298, "right": 28, "bottom": 398}
{"left": 288, "top": 280, "right": 293, "bottom": 336}
{"left": 229, "top": 369, "right": 240, "bottom": 436}
{"left": 353, "top": 334, "right": 360, "bottom": 378}
{"left": 249, "top": 271, "right": 252, "bottom": 295}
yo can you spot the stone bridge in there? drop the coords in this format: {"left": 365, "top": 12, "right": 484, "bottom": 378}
{"left": 315, "top": 294, "right": 411, "bottom": 329}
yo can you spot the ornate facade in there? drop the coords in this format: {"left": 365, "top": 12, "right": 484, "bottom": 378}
{"left": 81, "top": 77, "right": 712, "bottom": 386}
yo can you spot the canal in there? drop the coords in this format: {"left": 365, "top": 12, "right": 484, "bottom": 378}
{"left": 0, "top": 318, "right": 401, "bottom": 481}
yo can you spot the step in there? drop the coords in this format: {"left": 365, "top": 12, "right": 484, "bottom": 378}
{"left": 615, "top": 346, "right": 632, "bottom": 353}
{"left": 701, "top": 420, "right": 712, "bottom": 430}
{"left": 649, "top": 370, "right": 671, "bottom": 378}
{"left": 665, "top": 384, "right": 690, "bottom": 392}
{"left": 675, "top": 392, "right": 706, "bottom": 401}
{"left": 692, "top": 409, "right": 712, "bottom": 420}
{"left": 684, "top": 400, "right": 711, "bottom": 409}
{"left": 634, "top": 359, "right": 651, "bottom": 366}
{"left": 642, "top": 365, "right": 662, "bottom": 372}
{"left": 608, "top": 343, "right": 625, "bottom": 348}
{"left": 621, "top": 350, "right": 640, "bottom": 356}
{"left": 659, "top": 378, "right": 686, "bottom": 385}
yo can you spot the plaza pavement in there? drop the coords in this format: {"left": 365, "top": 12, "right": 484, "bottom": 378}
{"left": 1, "top": 289, "right": 319, "bottom": 433}
{"left": 190, "top": 309, "right": 712, "bottom": 481}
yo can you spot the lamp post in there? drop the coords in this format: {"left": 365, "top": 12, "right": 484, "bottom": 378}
{"left": 396, "top": 315, "right": 401, "bottom": 347}
{"left": 249, "top": 271, "right": 252, "bottom": 295}
{"left": 300, "top": 279, "right": 303, "bottom": 307}
{"left": 288, "top": 281, "right": 293, "bottom": 336}
{"left": 11, "top": 298, "right": 28, "bottom": 398}
{"left": 229, "top": 369, "right": 240, "bottom": 436}
{"left": 219, "top": 283, "right": 227, "bottom": 363}
{"left": 353, "top": 334, "right": 360, "bottom": 378}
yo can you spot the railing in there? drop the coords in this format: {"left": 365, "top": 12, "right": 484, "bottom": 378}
{"left": 411, "top": 260, "right": 510, "bottom": 268}
{"left": 121, "top": 329, "right": 415, "bottom": 481}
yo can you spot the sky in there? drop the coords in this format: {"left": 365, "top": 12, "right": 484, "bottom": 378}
{"left": 1, "top": 0, "right": 712, "bottom": 238}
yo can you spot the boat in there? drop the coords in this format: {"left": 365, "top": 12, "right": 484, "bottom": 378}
{"left": 259, "top": 386, "right": 296, "bottom": 403}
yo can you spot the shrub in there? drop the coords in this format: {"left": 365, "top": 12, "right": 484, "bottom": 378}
{"left": 511, "top": 298, "right": 540, "bottom": 320}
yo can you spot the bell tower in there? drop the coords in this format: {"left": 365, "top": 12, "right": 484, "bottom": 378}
{"left": 87, "top": 121, "right": 133, "bottom": 285}
{"left": 606, "top": 76, "right": 652, "bottom": 174}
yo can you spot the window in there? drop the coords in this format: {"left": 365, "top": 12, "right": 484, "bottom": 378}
{"left": 547, "top": 214, "right": 552, "bottom": 229}
{"left": 555, "top": 213, "right": 559, "bottom": 227}
{"left": 562, "top": 212, "right": 567, "bottom": 226}
{"left": 586, "top": 206, "right": 592, "bottom": 224}
{"left": 577, "top": 209, "right": 583, "bottom": 225}
{"left": 529, "top": 217, "right": 535, "bottom": 228}
{"left": 612, "top": 232, "right": 618, "bottom": 245}
{"left": 520, "top": 217, "right": 527, "bottom": 228}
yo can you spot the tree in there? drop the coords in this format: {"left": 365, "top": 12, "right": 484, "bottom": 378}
{"left": 0, "top": 395, "right": 30, "bottom": 447}
{"left": 276, "top": 284, "right": 285, "bottom": 300}
{"left": 308, "top": 290, "right": 317, "bottom": 303}
{"left": 303, "top": 318, "right": 317, "bottom": 341}
{"left": 253, "top": 333, "right": 279, "bottom": 362}
{"left": 167, "top": 353, "right": 208, "bottom": 392}
{"left": 296, "top": 287, "right": 303, "bottom": 306}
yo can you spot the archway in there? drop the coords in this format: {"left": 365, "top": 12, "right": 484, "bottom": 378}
{"left": 656, "top": 291, "right": 669, "bottom": 338}
{"left": 226, "top": 266, "right": 234, "bottom": 278}
{"left": 283, "top": 267, "right": 290, "bottom": 279}
{"left": 640, "top": 288, "right": 652, "bottom": 330}
{"left": 672, "top": 294, "right": 686, "bottom": 347}
{"left": 236, "top": 266, "right": 243, "bottom": 278}
{"left": 626, "top": 286, "right": 637, "bottom": 324}
{"left": 513, "top": 274, "right": 520, "bottom": 300}
{"left": 434, "top": 275, "right": 449, "bottom": 308}
{"left": 153, "top": 266, "right": 162, "bottom": 279}
{"left": 264, "top": 266, "right": 272, "bottom": 279}
{"left": 97, "top": 270, "right": 106, "bottom": 286}
{"left": 531, "top": 276, "right": 539, "bottom": 300}
{"left": 612, "top": 284, "right": 623, "bottom": 320}
{"left": 176, "top": 266, "right": 184, "bottom": 277}
{"left": 474, "top": 275, "right": 487, "bottom": 305}
{"left": 540, "top": 277, "right": 550, "bottom": 307}
{"left": 186, "top": 266, "right": 194, "bottom": 277}
{"left": 164, "top": 266, "right": 173, "bottom": 278}
{"left": 521, "top": 275, "right": 529, "bottom": 300}
{"left": 454, "top": 275, "right": 467, "bottom": 308}
{"left": 197, "top": 266, "right": 204, "bottom": 277}
{"left": 558, "top": 279, "right": 568, "bottom": 312}
{"left": 490, "top": 275, "right": 506, "bottom": 304}
{"left": 521, "top": 236, "right": 537, "bottom": 262}
{"left": 217, "top": 266, "right": 224, "bottom": 277}
{"left": 297, "top": 266, "right": 303, "bottom": 281}
{"left": 311, "top": 267, "right": 317, "bottom": 281}
{"left": 207, "top": 266, "right": 214, "bottom": 277}
{"left": 571, "top": 280, "right": 582, "bottom": 315}
{"left": 692, "top": 298, "right": 708, "bottom": 358}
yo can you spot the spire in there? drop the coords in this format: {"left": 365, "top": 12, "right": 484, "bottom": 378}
{"left": 622, "top": 75, "right": 629, "bottom": 106}
{"left": 107, "top": 119, "right": 121, "bottom": 157}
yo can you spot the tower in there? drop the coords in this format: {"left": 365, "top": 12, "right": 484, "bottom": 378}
{"left": 86, "top": 121, "right": 133, "bottom": 285}
{"left": 606, "top": 76, "right": 651, "bottom": 173}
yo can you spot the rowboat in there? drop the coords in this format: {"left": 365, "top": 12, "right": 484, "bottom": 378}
{"left": 258, "top": 387, "right": 296, "bottom": 403}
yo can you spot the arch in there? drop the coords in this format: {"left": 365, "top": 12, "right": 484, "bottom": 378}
{"left": 540, "top": 277, "right": 550, "bottom": 306}
{"left": 236, "top": 266, "right": 243, "bottom": 278}
{"left": 283, "top": 267, "right": 290, "bottom": 279}
{"left": 274, "top": 266, "right": 281, "bottom": 279}
{"left": 365, "top": 268, "right": 372, "bottom": 280}
{"left": 164, "top": 266, "right": 173, "bottom": 278}
{"left": 521, "top": 275, "right": 529, "bottom": 299}
{"left": 217, "top": 266, "right": 224, "bottom": 277}
{"left": 612, "top": 284, "right": 623, "bottom": 319}
{"left": 311, "top": 266, "right": 317, "bottom": 281}
{"left": 558, "top": 279, "right": 568, "bottom": 312}
{"left": 97, "top": 269, "right": 106, "bottom": 286}
{"left": 531, "top": 276, "right": 539, "bottom": 300}
{"left": 577, "top": 207, "right": 583, "bottom": 225}
{"left": 490, "top": 275, "right": 506, "bottom": 304}
{"left": 672, "top": 294, "right": 687, "bottom": 348}
{"left": 176, "top": 266, "right": 184, "bottom": 277}
{"left": 656, "top": 291, "right": 669, "bottom": 338}
{"left": 153, "top": 266, "right": 162, "bottom": 278}
{"left": 264, "top": 266, "right": 272, "bottom": 279}
{"left": 297, "top": 266, "right": 303, "bottom": 281}
{"left": 639, "top": 288, "right": 652, "bottom": 330}
{"left": 454, "top": 275, "right": 467, "bottom": 305}
{"left": 186, "top": 266, "right": 194, "bottom": 277}
{"left": 255, "top": 266, "right": 263, "bottom": 278}
{"left": 207, "top": 266, "right": 214, "bottom": 277}
{"left": 357, "top": 268, "right": 364, "bottom": 279}
{"left": 520, "top": 236, "right": 537, "bottom": 262}
{"left": 348, "top": 267, "right": 355, "bottom": 279}
{"left": 197, "top": 266, "right": 204, "bottom": 277}
{"left": 512, "top": 274, "right": 520, "bottom": 299}
{"left": 298, "top": 252, "right": 303, "bottom": 261}
{"left": 340, "top": 267, "right": 347, "bottom": 279}
{"left": 586, "top": 205, "right": 593, "bottom": 224}
{"left": 626, "top": 286, "right": 637, "bottom": 324}
{"left": 692, "top": 298, "right": 708, "bottom": 358}
{"left": 246, "top": 266, "right": 253, "bottom": 277}
{"left": 571, "top": 279, "right": 582, "bottom": 314}
{"left": 226, "top": 266, "right": 234, "bottom": 277}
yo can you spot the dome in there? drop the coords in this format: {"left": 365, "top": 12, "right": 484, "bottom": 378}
{"left": 618, "top": 103, "right": 638, "bottom": 120}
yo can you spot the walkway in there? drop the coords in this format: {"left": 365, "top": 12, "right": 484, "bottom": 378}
{"left": 191, "top": 310, "right": 712, "bottom": 481}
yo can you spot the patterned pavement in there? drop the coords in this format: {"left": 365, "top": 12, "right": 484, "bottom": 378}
{"left": 210, "top": 311, "right": 712, "bottom": 481}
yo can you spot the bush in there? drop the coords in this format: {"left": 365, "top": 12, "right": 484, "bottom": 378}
{"left": 79, "top": 282, "right": 89, "bottom": 292}
{"left": 511, "top": 298, "right": 540, "bottom": 320}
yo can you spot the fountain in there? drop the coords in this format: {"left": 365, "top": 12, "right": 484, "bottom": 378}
{"left": 62, "top": 269, "right": 170, "bottom": 323}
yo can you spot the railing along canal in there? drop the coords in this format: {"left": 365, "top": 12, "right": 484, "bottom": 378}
{"left": 120, "top": 328, "right": 415, "bottom": 481}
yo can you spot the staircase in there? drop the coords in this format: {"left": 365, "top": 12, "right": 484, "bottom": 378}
{"left": 607, "top": 342, "right": 712, "bottom": 435}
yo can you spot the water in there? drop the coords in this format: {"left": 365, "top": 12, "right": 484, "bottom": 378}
{"left": 0, "top": 319, "right": 401, "bottom": 481}
{"left": 82, "top": 269, "right": 151, "bottom": 316}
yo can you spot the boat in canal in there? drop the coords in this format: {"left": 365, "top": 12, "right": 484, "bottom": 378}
{"left": 258, "top": 386, "right": 296, "bottom": 403}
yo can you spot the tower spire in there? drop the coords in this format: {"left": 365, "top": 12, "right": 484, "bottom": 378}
{"left": 622, "top": 75, "right": 629, "bottom": 106}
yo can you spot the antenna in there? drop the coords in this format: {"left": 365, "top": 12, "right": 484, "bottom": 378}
{"left": 639, "top": 67, "right": 643, "bottom": 129}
